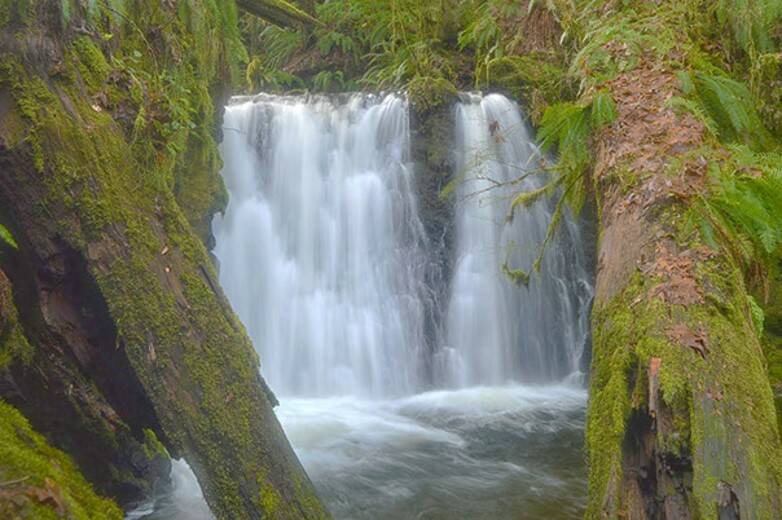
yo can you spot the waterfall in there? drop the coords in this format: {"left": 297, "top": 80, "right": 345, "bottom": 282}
{"left": 213, "top": 92, "right": 592, "bottom": 396}
{"left": 212, "top": 93, "right": 431, "bottom": 398}
{"left": 443, "top": 93, "right": 593, "bottom": 386}
{"left": 141, "top": 91, "right": 594, "bottom": 519}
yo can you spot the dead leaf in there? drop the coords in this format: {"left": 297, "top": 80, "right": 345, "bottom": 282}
{"left": 39, "top": 479, "right": 66, "bottom": 516}
{"left": 666, "top": 323, "right": 708, "bottom": 358}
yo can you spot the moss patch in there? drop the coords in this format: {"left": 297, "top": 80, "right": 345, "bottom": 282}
{"left": 0, "top": 269, "right": 32, "bottom": 369}
{"left": 0, "top": 399, "right": 122, "bottom": 519}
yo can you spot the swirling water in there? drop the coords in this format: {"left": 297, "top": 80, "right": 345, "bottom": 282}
{"left": 129, "top": 93, "right": 593, "bottom": 519}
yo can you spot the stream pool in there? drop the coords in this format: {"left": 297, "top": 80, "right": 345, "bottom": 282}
{"left": 129, "top": 384, "right": 587, "bottom": 520}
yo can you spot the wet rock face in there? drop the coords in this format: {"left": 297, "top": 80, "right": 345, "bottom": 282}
{"left": 409, "top": 97, "right": 456, "bottom": 380}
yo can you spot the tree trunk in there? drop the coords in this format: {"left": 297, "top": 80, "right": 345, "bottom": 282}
{"left": 575, "top": 5, "right": 782, "bottom": 519}
{"left": 0, "top": 2, "right": 329, "bottom": 519}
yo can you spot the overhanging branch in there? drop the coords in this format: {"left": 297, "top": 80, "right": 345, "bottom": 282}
{"left": 236, "top": 0, "right": 321, "bottom": 28}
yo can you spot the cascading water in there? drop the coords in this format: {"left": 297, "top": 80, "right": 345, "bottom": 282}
{"left": 212, "top": 93, "right": 431, "bottom": 398}
{"left": 132, "top": 92, "right": 593, "bottom": 519}
{"left": 442, "top": 93, "right": 592, "bottom": 386}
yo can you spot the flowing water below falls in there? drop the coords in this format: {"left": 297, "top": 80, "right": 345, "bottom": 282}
{"left": 131, "top": 92, "right": 593, "bottom": 519}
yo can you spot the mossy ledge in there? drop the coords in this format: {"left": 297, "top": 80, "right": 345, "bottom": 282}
{"left": 0, "top": 1, "right": 328, "bottom": 518}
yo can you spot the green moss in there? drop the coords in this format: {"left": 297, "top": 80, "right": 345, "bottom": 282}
{"left": 70, "top": 36, "right": 111, "bottom": 92}
{"left": 486, "top": 54, "right": 573, "bottom": 125}
{"left": 760, "top": 263, "right": 782, "bottom": 433}
{"left": 0, "top": 399, "right": 122, "bottom": 519}
{"left": 259, "top": 477, "right": 281, "bottom": 518}
{"left": 142, "top": 428, "right": 169, "bottom": 460}
{"left": 407, "top": 75, "right": 458, "bottom": 116}
{"left": 588, "top": 208, "right": 782, "bottom": 518}
{"left": 0, "top": 271, "right": 33, "bottom": 369}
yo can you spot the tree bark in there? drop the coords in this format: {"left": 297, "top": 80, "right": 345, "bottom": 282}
{"left": 236, "top": 0, "right": 320, "bottom": 28}
{"left": 573, "top": 5, "right": 782, "bottom": 519}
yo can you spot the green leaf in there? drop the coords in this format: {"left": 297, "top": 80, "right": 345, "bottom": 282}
{"left": 0, "top": 224, "right": 18, "bottom": 249}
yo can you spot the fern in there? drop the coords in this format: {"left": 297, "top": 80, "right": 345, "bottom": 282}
{"left": 312, "top": 70, "right": 348, "bottom": 92}
{"left": 716, "top": 0, "right": 782, "bottom": 54}
{"left": 258, "top": 25, "right": 305, "bottom": 70}
{"left": 677, "top": 70, "right": 774, "bottom": 151}
{"left": 696, "top": 146, "right": 782, "bottom": 277}
{"left": 536, "top": 90, "right": 615, "bottom": 192}
{"left": 317, "top": 30, "right": 358, "bottom": 56}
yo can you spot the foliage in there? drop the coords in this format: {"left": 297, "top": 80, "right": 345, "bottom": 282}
{"left": 484, "top": 54, "right": 574, "bottom": 125}
{"left": 258, "top": 25, "right": 307, "bottom": 69}
{"left": 716, "top": 0, "right": 782, "bottom": 55}
{"left": 0, "top": 224, "right": 17, "bottom": 249}
{"left": 693, "top": 147, "right": 782, "bottom": 278}
{"left": 503, "top": 90, "right": 615, "bottom": 280}
{"left": 672, "top": 65, "right": 782, "bottom": 280}
{"left": 457, "top": 1, "right": 502, "bottom": 83}
{"left": 315, "top": 0, "right": 462, "bottom": 89}
{"left": 246, "top": 56, "right": 305, "bottom": 92}
{"left": 240, "top": 0, "right": 538, "bottom": 93}
{"left": 676, "top": 69, "right": 774, "bottom": 151}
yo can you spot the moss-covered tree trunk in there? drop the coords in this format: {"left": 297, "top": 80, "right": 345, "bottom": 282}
{"left": 0, "top": 1, "right": 329, "bottom": 518}
{"left": 569, "top": 3, "right": 782, "bottom": 518}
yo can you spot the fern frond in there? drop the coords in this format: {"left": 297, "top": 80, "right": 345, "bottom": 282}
{"left": 589, "top": 90, "right": 617, "bottom": 129}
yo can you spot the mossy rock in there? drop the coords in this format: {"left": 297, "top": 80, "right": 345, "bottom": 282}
{"left": 407, "top": 75, "right": 458, "bottom": 118}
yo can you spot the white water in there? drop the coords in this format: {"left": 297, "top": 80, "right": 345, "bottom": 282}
{"left": 130, "top": 92, "right": 593, "bottom": 519}
{"left": 443, "top": 93, "right": 592, "bottom": 385}
{"left": 126, "top": 460, "right": 212, "bottom": 520}
{"left": 277, "top": 385, "right": 587, "bottom": 519}
{"left": 212, "top": 93, "right": 430, "bottom": 398}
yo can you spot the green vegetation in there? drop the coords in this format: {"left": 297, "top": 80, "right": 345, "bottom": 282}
{"left": 0, "top": 271, "right": 32, "bottom": 369}
{"left": 239, "top": 0, "right": 540, "bottom": 100}
{"left": 691, "top": 148, "right": 782, "bottom": 278}
{"left": 0, "top": 225, "right": 17, "bottom": 249}
{"left": 0, "top": 399, "right": 122, "bottom": 519}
